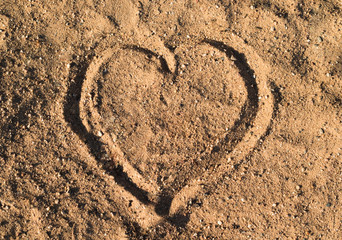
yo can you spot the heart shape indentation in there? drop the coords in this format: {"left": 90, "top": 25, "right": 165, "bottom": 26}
{"left": 74, "top": 37, "right": 274, "bottom": 228}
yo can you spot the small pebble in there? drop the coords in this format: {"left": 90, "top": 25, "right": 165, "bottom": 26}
{"left": 97, "top": 131, "right": 103, "bottom": 137}
{"left": 230, "top": 55, "right": 237, "bottom": 61}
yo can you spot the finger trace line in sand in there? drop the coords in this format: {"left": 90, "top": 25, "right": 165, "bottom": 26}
{"left": 66, "top": 35, "right": 275, "bottom": 229}
{"left": 64, "top": 51, "right": 163, "bottom": 229}
{"left": 159, "top": 38, "right": 274, "bottom": 217}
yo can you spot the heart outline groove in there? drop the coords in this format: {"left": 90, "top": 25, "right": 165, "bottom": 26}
{"left": 65, "top": 35, "right": 275, "bottom": 229}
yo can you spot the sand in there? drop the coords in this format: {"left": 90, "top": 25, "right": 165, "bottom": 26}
{"left": 0, "top": 0, "right": 341, "bottom": 239}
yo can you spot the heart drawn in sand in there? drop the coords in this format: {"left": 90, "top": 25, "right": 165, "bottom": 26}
{"left": 76, "top": 36, "right": 274, "bottom": 228}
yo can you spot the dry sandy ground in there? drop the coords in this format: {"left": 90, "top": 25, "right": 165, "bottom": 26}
{"left": 0, "top": 0, "right": 341, "bottom": 239}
